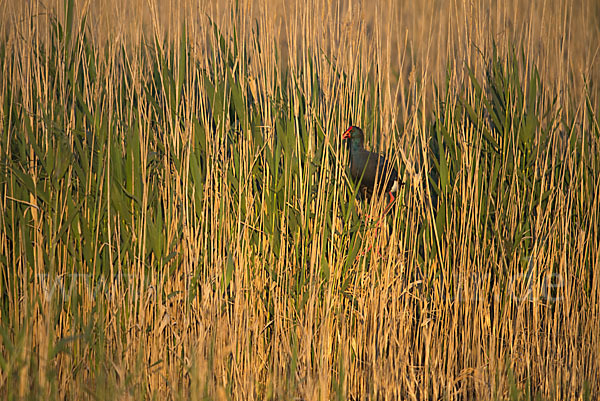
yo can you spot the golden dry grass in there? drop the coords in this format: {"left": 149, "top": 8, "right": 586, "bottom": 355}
{"left": 1, "top": 0, "right": 599, "bottom": 400}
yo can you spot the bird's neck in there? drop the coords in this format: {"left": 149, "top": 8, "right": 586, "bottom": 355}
{"left": 349, "top": 139, "right": 364, "bottom": 153}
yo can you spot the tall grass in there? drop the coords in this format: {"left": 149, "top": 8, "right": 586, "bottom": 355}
{"left": 1, "top": 0, "right": 599, "bottom": 399}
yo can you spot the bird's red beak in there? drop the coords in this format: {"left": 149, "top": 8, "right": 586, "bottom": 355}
{"left": 342, "top": 126, "right": 353, "bottom": 139}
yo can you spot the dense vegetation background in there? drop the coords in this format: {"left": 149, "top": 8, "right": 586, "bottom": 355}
{"left": 1, "top": 0, "right": 599, "bottom": 399}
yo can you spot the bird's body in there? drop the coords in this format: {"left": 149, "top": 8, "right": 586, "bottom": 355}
{"left": 342, "top": 126, "right": 401, "bottom": 205}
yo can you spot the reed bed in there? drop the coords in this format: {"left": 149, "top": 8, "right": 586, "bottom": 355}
{"left": 1, "top": 0, "right": 599, "bottom": 399}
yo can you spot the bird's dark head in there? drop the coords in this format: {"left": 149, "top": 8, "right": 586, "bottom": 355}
{"left": 342, "top": 126, "right": 364, "bottom": 149}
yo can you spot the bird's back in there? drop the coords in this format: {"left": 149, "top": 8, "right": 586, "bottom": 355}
{"left": 350, "top": 149, "right": 398, "bottom": 199}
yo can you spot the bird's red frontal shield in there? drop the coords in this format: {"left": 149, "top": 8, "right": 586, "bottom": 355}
{"left": 342, "top": 126, "right": 353, "bottom": 139}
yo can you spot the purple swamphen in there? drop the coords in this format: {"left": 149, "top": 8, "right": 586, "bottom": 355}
{"left": 342, "top": 125, "right": 401, "bottom": 215}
